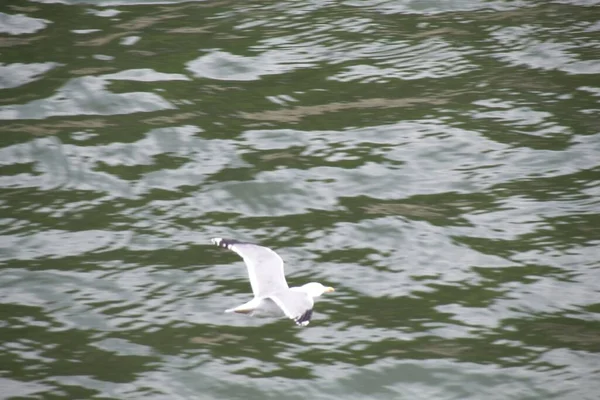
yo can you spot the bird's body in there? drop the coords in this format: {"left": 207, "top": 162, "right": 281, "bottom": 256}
{"left": 211, "top": 238, "right": 334, "bottom": 326}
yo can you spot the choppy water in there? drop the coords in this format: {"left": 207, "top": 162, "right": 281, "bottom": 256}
{"left": 1, "top": 1, "right": 599, "bottom": 399}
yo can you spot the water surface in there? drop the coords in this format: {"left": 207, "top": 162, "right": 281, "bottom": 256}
{"left": 1, "top": 1, "right": 599, "bottom": 399}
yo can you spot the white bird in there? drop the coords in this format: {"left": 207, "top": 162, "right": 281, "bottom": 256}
{"left": 211, "top": 238, "right": 334, "bottom": 326}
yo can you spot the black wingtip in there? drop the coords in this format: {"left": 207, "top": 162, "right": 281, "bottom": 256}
{"left": 211, "top": 238, "right": 242, "bottom": 249}
{"left": 295, "top": 309, "right": 313, "bottom": 326}
{"left": 211, "top": 238, "right": 261, "bottom": 250}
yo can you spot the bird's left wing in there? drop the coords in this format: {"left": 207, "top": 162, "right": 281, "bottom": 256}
{"left": 211, "top": 238, "right": 289, "bottom": 297}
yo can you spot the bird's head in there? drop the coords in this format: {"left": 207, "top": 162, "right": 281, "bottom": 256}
{"left": 301, "top": 282, "right": 335, "bottom": 298}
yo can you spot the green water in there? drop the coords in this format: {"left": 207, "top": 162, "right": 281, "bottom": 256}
{"left": 1, "top": 1, "right": 599, "bottom": 399}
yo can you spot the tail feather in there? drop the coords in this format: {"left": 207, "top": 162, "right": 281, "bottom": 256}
{"left": 225, "top": 307, "right": 253, "bottom": 314}
{"left": 225, "top": 298, "right": 260, "bottom": 315}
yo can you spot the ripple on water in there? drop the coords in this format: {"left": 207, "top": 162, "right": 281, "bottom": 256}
{"left": 0, "top": 126, "right": 241, "bottom": 196}
{"left": 0, "top": 77, "right": 174, "bottom": 120}
{"left": 0, "top": 62, "right": 60, "bottom": 89}
{"left": 0, "top": 12, "right": 50, "bottom": 35}
{"left": 489, "top": 24, "right": 600, "bottom": 74}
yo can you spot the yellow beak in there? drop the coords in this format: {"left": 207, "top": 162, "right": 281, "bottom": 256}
{"left": 325, "top": 287, "right": 335, "bottom": 293}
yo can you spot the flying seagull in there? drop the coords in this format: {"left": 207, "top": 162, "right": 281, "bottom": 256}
{"left": 211, "top": 238, "right": 334, "bottom": 326}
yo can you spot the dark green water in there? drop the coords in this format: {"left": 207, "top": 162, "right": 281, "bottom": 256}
{"left": 1, "top": 1, "right": 599, "bottom": 399}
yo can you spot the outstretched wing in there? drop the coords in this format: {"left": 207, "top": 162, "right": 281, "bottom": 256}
{"left": 269, "top": 290, "right": 314, "bottom": 326}
{"left": 211, "top": 238, "right": 288, "bottom": 297}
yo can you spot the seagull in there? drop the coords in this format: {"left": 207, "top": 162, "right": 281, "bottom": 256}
{"left": 211, "top": 238, "right": 334, "bottom": 326}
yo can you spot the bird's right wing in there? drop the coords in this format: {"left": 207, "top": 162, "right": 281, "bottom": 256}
{"left": 211, "top": 238, "right": 289, "bottom": 297}
{"left": 269, "top": 290, "right": 314, "bottom": 326}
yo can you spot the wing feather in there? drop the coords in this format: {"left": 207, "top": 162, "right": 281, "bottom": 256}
{"left": 211, "top": 238, "right": 288, "bottom": 296}
{"left": 269, "top": 290, "right": 314, "bottom": 326}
